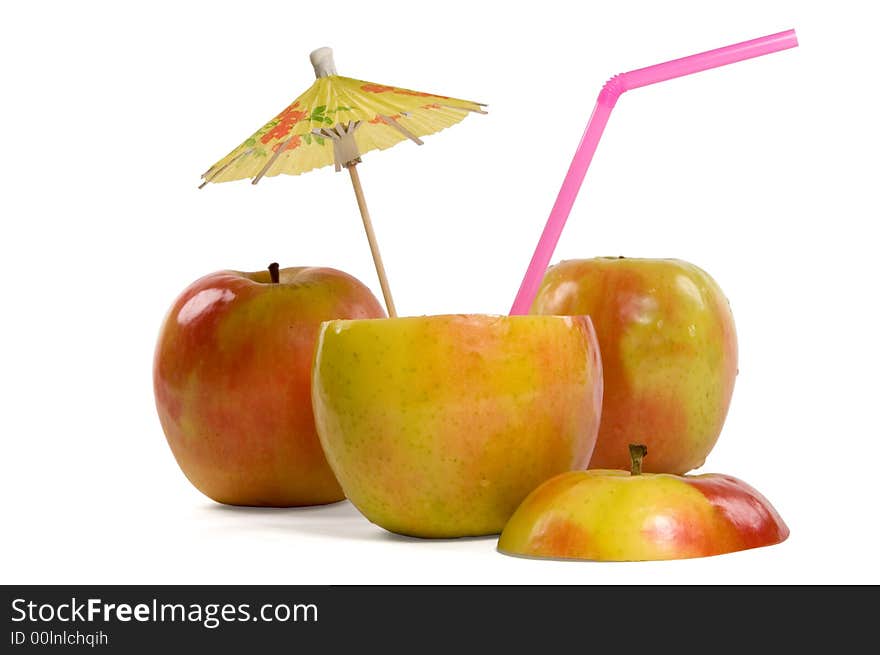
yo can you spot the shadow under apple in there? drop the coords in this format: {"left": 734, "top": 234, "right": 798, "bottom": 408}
{"left": 200, "top": 501, "right": 497, "bottom": 545}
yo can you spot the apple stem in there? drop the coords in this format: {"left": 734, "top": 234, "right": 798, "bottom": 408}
{"left": 629, "top": 444, "right": 648, "bottom": 476}
{"left": 268, "top": 262, "right": 280, "bottom": 284}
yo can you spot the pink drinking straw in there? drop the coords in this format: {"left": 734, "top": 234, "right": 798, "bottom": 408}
{"left": 509, "top": 29, "right": 798, "bottom": 315}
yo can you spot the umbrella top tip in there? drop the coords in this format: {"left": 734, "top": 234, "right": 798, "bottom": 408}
{"left": 310, "top": 47, "right": 337, "bottom": 78}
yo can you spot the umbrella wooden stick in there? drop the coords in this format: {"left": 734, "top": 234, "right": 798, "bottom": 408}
{"left": 311, "top": 48, "right": 397, "bottom": 317}
{"left": 346, "top": 163, "right": 397, "bottom": 317}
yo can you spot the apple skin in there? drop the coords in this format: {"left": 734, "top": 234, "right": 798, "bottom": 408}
{"left": 532, "top": 258, "right": 737, "bottom": 474}
{"left": 498, "top": 468, "right": 788, "bottom": 561}
{"left": 153, "top": 266, "right": 385, "bottom": 506}
{"left": 311, "top": 314, "right": 603, "bottom": 538}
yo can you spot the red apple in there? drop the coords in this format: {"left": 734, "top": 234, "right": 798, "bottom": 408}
{"left": 153, "top": 264, "right": 385, "bottom": 506}
{"left": 532, "top": 257, "right": 737, "bottom": 474}
{"left": 498, "top": 445, "right": 788, "bottom": 561}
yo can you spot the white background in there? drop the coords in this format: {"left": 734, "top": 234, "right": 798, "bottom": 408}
{"left": 2, "top": 0, "right": 877, "bottom": 584}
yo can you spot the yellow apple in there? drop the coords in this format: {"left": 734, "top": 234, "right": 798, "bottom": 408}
{"left": 311, "top": 314, "right": 603, "bottom": 537}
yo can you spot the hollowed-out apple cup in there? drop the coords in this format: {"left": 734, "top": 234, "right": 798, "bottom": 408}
{"left": 311, "top": 314, "right": 604, "bottom": 538}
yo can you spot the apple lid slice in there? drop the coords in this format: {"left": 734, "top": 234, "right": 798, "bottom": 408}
{"left": 498, "top": 445, "right": 789, "bottom": 561}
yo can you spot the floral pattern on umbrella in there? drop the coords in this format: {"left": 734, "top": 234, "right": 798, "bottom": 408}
{"left": 201, "top": 76, "right": 484, "bottom": 185}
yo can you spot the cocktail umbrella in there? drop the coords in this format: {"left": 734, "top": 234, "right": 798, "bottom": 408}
{"left": 200, "top": 47, "right": 486, "bottom": 317}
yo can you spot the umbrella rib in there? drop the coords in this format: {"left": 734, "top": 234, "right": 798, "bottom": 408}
{"left": 378, "top": 115, "right": 423, "bottom": 145}
{"left": 312, "top": 126, "right": 345, "bottom": 171}
{"left": 252, "top": 137, "right": 294, "bottom": 185}
{"left": 199, "top": 148, "right": 253, "bottom": 188}
{"left": 438, "top": 103, "right": 488, "bottom": 114}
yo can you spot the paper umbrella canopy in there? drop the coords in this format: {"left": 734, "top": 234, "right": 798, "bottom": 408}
{"left": 200, "top": 47, "right": 486, "bottom": 316}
